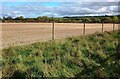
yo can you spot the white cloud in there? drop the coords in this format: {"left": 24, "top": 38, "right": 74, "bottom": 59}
{"left": 110, "top": 6, "right": 118, "bottom": 11}
{"left": 2, "top": 0, "right": 83, "bottom": 2}
{"left": 1, "top": 2, "right": 119, "bottom": 18}
{"left": 13, "top": 11, "right": 19, "bottom": 13}
{"left": 84, "top": 0, "right": 119, "bottom": 2}
{"left": 97, "top": 7, "right": 107, "bottom": 13}
{"left": 2, "top": 0, "right": 119, "bottom": 2}
{"left": 107, "top": 0, "right": 119, "bottom": 2}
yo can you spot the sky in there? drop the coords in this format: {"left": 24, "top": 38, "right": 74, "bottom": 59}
{"left": 1, "top": 0, "right": 119, "bottom": 18}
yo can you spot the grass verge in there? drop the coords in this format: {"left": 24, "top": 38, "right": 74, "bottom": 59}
{"left": 2, "top": 31, "right": 120, "bottom": 78}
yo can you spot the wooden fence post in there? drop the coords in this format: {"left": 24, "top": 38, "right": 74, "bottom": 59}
{"left": 113, "top": 20, "right": 115, "bottom": 32}
{"left": 102, "top": 20, "right": 104, "bottom": 32}
{"left": 83, "top": 20, "right": 86, "bottom": 35}
{"left": 52, "top": 21, "right": 55, "bottom": 40}
{"left": 113, "top": 23, "right": 115, "bottom": 32}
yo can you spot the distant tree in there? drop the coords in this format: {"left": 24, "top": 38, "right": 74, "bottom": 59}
{"left": 1, "top": 15, "right": 118, "bottom": 23}
{"left": 85, "top": 18, "right": 92, "bottom": 23}
{"left": 6, "top": 16, "right": 13, "bottom": 20}
{"left": 37, "top": 16, "right": 48, "bottom": 22}
{"left": 103, "top": 17, "right": 113, "bottom": 23}
{"left": 91, "top": 18, "right": 101, "bottom": 23}
{"left": 37, "top": 16, "right": 50, "bottom": 22}
{"left": 3, "top": 17, "right": 5, "bottom": 20}
{"left": 57, "top": 18, "right": 64, "bottom": 23}
{"left": 113, "top": 16, "right": 118, "bottom": 23}
{"left": 20, "top": 16, "right": 24, "bottom": 20}
{"left": 15, "top": 16, "right": 24, "bottom": 20}
{"left": 2, "top": 16, "right": 13, "bottom": 22}
{"left": 0, "top": 18, "right": 2, "bottom": 22}
{"left": 78, "top": 20, "right": 82, "bottom": 23}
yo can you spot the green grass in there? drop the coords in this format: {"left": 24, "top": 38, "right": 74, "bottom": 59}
{"left": 2, "top": 31, "right": 120, "bottom": 78}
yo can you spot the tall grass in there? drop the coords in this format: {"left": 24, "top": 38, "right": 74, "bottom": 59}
{"left": 2, "top": 31, "right": 120, "bottom": 78}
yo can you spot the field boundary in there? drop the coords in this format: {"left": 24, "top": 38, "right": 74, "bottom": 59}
{"left": 2, "top": 23, "right": 118, "bottom": 48}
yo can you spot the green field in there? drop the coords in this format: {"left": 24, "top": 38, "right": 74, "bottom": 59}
{"left": 2, "top": 31, "right": 120, "bottom": 78}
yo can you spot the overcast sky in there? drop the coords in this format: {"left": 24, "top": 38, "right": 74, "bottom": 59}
{"left": 1, "top": 0, "right": 119, "bottom": 18}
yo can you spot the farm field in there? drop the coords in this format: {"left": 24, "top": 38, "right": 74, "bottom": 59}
{"left": 2, "top": 23, "right": 118, "bottom": 48}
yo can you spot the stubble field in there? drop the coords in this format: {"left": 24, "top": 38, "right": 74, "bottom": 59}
{"left": 2, "top": 23, "right": 118, "bottom": 48}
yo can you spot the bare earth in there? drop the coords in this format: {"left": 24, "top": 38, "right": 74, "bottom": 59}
{"left": 1, "top": 23, "right": 118, "bottom": 48}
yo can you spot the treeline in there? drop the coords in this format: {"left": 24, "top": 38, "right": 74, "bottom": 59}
{"left": 0, "top": 15, "right": 119, "bottom": 23}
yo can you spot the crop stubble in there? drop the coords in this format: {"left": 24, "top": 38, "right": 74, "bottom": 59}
{"left": 1, "top": 23, "right": 118, "bottom": 48}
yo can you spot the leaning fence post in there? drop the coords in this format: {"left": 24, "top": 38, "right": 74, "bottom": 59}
{"left": 101, "top": 19, "right": 104, "bottom": 32}
{"left": 113, "top": 23, "right": 115, "bottom": 32}
{"left": 83, "top": 19, "right": 86, "bottom": 35}
{"left": 113, "top": 20, "right": 115, "bottom": 32}
{"left": 52, "top": 19, "right": 55, "bottom": 40}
